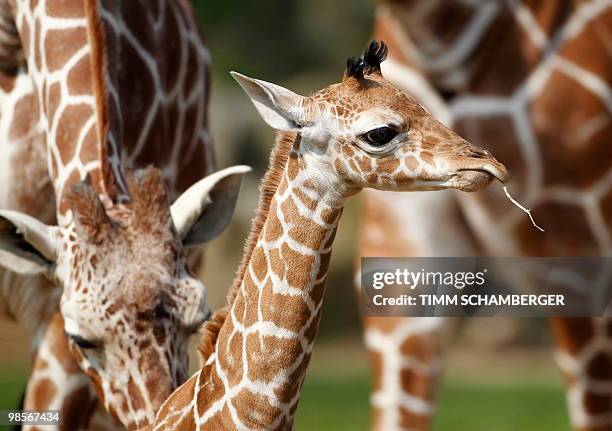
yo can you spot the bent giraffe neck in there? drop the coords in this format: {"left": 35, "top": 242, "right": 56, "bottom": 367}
{"left": 154, "top": 134, "right": 346, "bottom": 430}
{"left": 15, "top": 0, "right": 126, "bottom": 219}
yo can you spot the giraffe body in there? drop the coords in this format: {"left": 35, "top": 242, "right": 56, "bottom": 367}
{"left": 153, "top": 42, "right": 508, "bottom": 430}
{"left": 0, "top": 1, "right": 248, "bottom": 429}
{"left": 359, "top": 2, "right": 612, "bottom": 430}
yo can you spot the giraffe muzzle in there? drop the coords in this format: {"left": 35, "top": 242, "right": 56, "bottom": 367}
{"left": 457, "top": 146, "right": 509, "bottom": 184}
{"left": 458, "top": 163, "right": 508, "bottom": 184}
{"left": 451, "top": 160, "right": 508, "bottom": 192}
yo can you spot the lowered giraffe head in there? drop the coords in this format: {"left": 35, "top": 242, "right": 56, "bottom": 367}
{"left": 0, "top": 165, "right": 249, "bottom": 429}
{"left": 232, "top": 41, "right": 507, "bottom": 198}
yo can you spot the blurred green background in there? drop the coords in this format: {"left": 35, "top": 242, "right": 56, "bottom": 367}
{"left": 0, "top": 1, "right": 570, "bottom": 429}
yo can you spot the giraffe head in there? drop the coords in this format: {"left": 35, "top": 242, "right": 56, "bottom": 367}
{"left": 232, "top": 41, "right": 507, "bottom": 198}
{"left": 0, "top": 165, "right": 249, "bottom": 429}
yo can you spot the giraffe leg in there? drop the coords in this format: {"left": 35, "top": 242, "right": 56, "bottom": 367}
{"left": 364, "top": 316, "right": 444, "bottom": 431}
{"left": 357, "top": 186, "right": 477, "bottom": 430}
{"left": 551, "top": 317, "right": 612, "bottom": 431}
{"left": 23, "top": 312, "right": 118, "bottom": 431}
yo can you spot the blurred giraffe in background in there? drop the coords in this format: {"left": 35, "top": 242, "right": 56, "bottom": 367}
{"left": 0, "top": 0, "right": 249, "bottom": 429}
{"left": 358, "top": 1, "right": 612, "bottom": 430}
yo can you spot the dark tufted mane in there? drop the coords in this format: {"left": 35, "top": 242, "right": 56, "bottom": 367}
{"left": 345, "top": 40, "right": 388, "bottom": 79}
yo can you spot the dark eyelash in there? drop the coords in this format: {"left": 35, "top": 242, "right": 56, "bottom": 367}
{"left": 66, "top": 333, "right": 98, "bottom": 349}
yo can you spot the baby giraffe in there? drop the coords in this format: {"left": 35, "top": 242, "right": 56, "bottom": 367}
{"left": 152, "top": 41, "right": 508, "bottom": 430}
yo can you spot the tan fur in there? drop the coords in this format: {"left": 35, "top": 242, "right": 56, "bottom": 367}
{"left": 198, "top": 307, "right": 228, "bottom": 364}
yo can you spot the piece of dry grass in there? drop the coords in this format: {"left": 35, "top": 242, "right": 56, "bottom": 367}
{"left": 502, "top": 185, "right": 545, "bottom": 232}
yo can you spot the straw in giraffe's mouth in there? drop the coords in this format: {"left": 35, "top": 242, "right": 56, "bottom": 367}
{"left": 502, "top": 185, "right": 545, "bottom": 232}
{"left": 455, "top": 169, "right": 545, "bottom": 232}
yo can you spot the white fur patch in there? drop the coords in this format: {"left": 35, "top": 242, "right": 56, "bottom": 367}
{"left": 63, "top": 317, "right": 80, "bottom": 335}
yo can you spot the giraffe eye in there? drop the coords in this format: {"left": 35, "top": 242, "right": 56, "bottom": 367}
{"left": 66, "top": 333, "right": 98, "bottom": 349}
{"left": 362, "top": 126, "right": 399, "bottom": 146}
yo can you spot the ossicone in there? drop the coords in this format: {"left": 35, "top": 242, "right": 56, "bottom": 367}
{"left": 125, "top": 166, "right": 171, "bottom": 224}
{"left": 344, "top": 40, "right": 388, "bottom": 80}
{"left": 64, "top": 176, "right": 113, "bottom": 244}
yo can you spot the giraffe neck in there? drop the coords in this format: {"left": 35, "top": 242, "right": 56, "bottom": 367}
{"left": 154, "top": 134, "right": 346, "bottom": 430}
{"left": 14, "top": 0, "right": 213, "bottom": 224}
{"left": 13, "top": 0, "right": 126, "bottom": 221}
{"left": 206, "top": 134, "right": 344, "bottom": 428}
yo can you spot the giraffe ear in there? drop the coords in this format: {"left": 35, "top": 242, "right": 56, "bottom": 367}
{"left": 171, "top": 165, "right": 251, "bottom": 247}
{"left": 0, "top": 210, "right": 59, "bottom": 276}
{"left": 231, "top": 71, "right": 305, "bottom": 131}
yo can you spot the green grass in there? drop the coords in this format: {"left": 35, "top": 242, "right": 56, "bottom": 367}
{"left": 295, "top": 373, "right": 371, "bottom": 430}
{"left": 0, "top": 367, "right": 26, "bottom": 410}
{"left": 434, "top": 380, "right": 569, "bottom": 431}
{"left": 294, "top": 373, "right": 570, "bottom": 431}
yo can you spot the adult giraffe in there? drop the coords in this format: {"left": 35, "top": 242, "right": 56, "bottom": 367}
{"left": 0, "top": 0, "right": 248, "bottom": 429}
{"left": 358, "top": 1, "right": 612, "bottom": 430}
{"left": 151, "top": 41, "right": 508, "bottom": 430}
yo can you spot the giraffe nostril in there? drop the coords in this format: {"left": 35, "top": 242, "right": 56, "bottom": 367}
{"left": 466, "top": 146, "right": 492, "bottom": 159}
